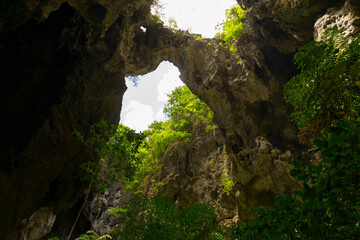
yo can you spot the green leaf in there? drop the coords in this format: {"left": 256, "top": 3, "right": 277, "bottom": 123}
{"left": 293, "top": 160, "right": 302, "bottom": 169}
{"left": 290, "top": 169, "right": 300, "bottom": 177}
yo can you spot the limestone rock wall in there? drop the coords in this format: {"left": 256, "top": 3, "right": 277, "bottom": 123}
{"left": 143, "top": 130, "right": 302, "bottom": 227}
{"left": 0, "top": 1, "right": 150, "bottom": 239}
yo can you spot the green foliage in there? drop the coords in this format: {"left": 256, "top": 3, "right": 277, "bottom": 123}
{"left": 168, "top": 17, "right": 178, "bottom": 29}
{"left": 73, "top": 87, "right": 220, "bottom": 239}
{"left": 148, "top": 13, "right": 164, "bottom": 24}
{"left": 111, "top": 197, "right": 225, "bottom": 240}
{"left": 231, "top": 120, "right": 360, "bottom": 239}
{"left": 47, "top": 237, "right": 60, "bottom": 240}
{"left": 75, "top": 230, "right": 111, "bottom": 240}
{"left": 284, "top": 29, "right": 360, "bottom": 145}
{"left": 74, "top": 122, "right": 145, "bottom": 194}
{"left": 125, "top": 86, "right": 216, "bottom": 194}
{"left": 164, "top": 85, "right": 216, "bottom": 133}
{"left": 124, "top": 120, "right": 191, "bottom": 194}
{"left": 194, "top": 35, "right": 203, "bottom": 41}
{"left": 220, "top": 173, "right": 235, "bottom": 196}
{"left": 216, "top": 5, "right": 246, "bottom": 52}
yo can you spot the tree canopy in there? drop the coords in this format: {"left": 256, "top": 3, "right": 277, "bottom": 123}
{"left": 284, "top": 29, "right": 360, "bottom": 145}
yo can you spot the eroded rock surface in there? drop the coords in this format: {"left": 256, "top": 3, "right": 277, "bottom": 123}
{"left": 1, "top": 0, "right": 150, "bottom": 239}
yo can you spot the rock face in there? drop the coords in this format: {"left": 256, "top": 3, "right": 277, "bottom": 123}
{"left": 1, "top": 0, "right": 359, "bottom": 239}
{"left": 21, "top": 207, "right": 56, "bottom": 240}
{"left": 142, "top": 129, "right": 302, "bottom": 227}
{"left": 314, "top": 0, "right": 360, "bottom": 40}
{"left": 82, "top": 182, "right": 132, "bottom": 236}
{"left": 0, "top": 0, "right": 150, "bottom": 239}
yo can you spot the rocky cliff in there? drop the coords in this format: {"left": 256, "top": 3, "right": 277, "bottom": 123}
{"left": 1, "top": 0, "right": 359, "bottom": 239}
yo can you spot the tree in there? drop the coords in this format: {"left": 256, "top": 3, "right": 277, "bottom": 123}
{"left": 215, "top": 5, "right": 246, "bottom": 53}
{"left": 284, "top": 29, "right": 360, "bottom": 145}
{"left": 164, "top": 85, "right": 216, "bottom": 132}
{"left": 111, "top": 197, "right": 224, "bottom": 240}
{"left": 74, "top": 122, "right": 145, "bottom": 193}
{"left": 124, "top": 86, "right": 215, "bottom": 194}
{"left": 231, "top": 120, "right": 360, "bottom": 240}
{"left": 216, "top": 5, "right": 246, "bottom": 42}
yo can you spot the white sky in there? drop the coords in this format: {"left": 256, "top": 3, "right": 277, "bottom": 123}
{"left": 120, "top": 62, "right": 183, "bottom": 131}
{"left": 159, "top": 0, "right": 236, "bottom": 38}
{"left": 120, "top": 0, "right": 237, "bottom": 131}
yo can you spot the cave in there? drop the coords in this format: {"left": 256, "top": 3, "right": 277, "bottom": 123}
{"left": 0, "top": 0, "right": 358, "bottom": 239}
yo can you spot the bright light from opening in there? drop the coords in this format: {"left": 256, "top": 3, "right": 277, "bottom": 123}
{"left": 154, "top": 0, "right": 236, "bottom": 38}
{"left": 121, "top": 0, "right": 238, "bottom": 131}
{"left": 120, "top": 61, "right": 183, "bottom": 132}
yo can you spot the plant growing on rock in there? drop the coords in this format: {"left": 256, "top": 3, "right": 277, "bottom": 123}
{"left": 74, "top": 122, "right": 145, "bottom": 193}
{"left": 231, "top": 120, "right": 360, "bottom": 239}
{"left": 220, "top": 172, "right": 235, "bottom": 196}
{"left": 75, "top": 230, "right": 111, "bottom": 240}
{"left": 216, "top": 5, "right": 246, "bottom": 53}
{"left": 164, "top": 85, "right": 216, "bottom": 133}
{"left": 284, "top": 29, "right": 360, "bottom": 145}
{"left": 125, "top": 86, "right": 217, "bottom": 194}
{"left": 111, "top": 197, "right": 225, "bottom": 240}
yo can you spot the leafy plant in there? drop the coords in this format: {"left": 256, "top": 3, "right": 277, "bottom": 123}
{"left": 168, "top": 17, "right": 178, "bottom": 29}
{"left": 164, "top": 85, "right": 216, "bottom": 133}
{"left": 75, "top": 230, "right": 111, "bottom": 240}
{"left": 220, "top": 173, "right": 235, "bottom": 196}
{"left": 74, "top": 122, "right": 145, "bottom": 193}
{"left": 111, "top": 197, "right": 225, "bottom": 240}
{"left": 124, "top": 120, "right": 191, "bottom": 194}
{"left": 216, "top": 5, "right": 246, "bottom": 52}
{"left": 284, "top": 29, "right": 360, "bottom": 145}
{"left": 231, "top": 120, "right": 360, "bottom": 239}
{"left": 125, "top": 86, "right": 216, "bottom": 194}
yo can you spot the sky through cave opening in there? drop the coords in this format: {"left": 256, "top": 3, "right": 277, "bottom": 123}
{"left": 120, "top": 0, "right": 237, "bottom": 132}
{"left": 120, "top": 61, "right": 183, "bottom": 132}
{"left": 154, "top": 0, "right": 236, "bottom": 38}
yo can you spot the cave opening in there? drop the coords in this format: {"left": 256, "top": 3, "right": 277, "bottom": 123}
{"left": 120, "top": 61, "right": 183, "bottom": 132}
{"left": 152, "top": 0, "right": 236, "bottom": 38}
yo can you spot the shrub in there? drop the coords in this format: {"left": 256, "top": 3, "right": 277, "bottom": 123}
{"left": 111, "top": 197, "right": 225, "bottom": 240}
{"left": 284, "top": 29, "right": 360, "bottom": 145}
{"left": 231, "top": 120, "right": 360, "bottom": 239}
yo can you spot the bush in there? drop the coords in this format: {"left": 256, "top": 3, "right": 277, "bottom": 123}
{"left": 215, "top": 5, "right": 246, "bottom": 53}
{"left": 284, "top": 29, "right": 360, "bottom": 145}
{"left": 74, "top": 122, "right": 145, "bottom": 194}
{"left": 111, "top": 197, "right": 225, "bottom": 240}
{"left": 231, "top": 120, "right": 360, "bottom": 239}
{"left": 125, "top": 86, "right": 216, "bottom": 193}
{"left": 216, "top": 5, "right": 246, "bottom": 43}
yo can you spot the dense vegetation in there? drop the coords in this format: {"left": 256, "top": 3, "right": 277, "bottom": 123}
{"left": 50, "top": 22, "right": 360, "bottom": 240}
{"left": 110, "top": 197, "right": 224, "bottom": 240}
{"left": 216, "top": 5, "right": 246, "bottom": 53}
{"left": 231, "top": 120, "right": 360, "bottom": 239}
{"left": 48, "top": 86, "right": 220, "bottom": 240}
{"left": 124, "top": 85, "right": 216, "bottom": 194}
{"left": 73, "top": 122, "right": 145, "bottom": 194}
{"left": 284, "top": 29, "right": 360, "bottom": 145}
{"left": 216, "top": 5, "right": 246, "bottom": 43}
{"left": 230, "top": 29, "right": 360, "bottom": 240}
